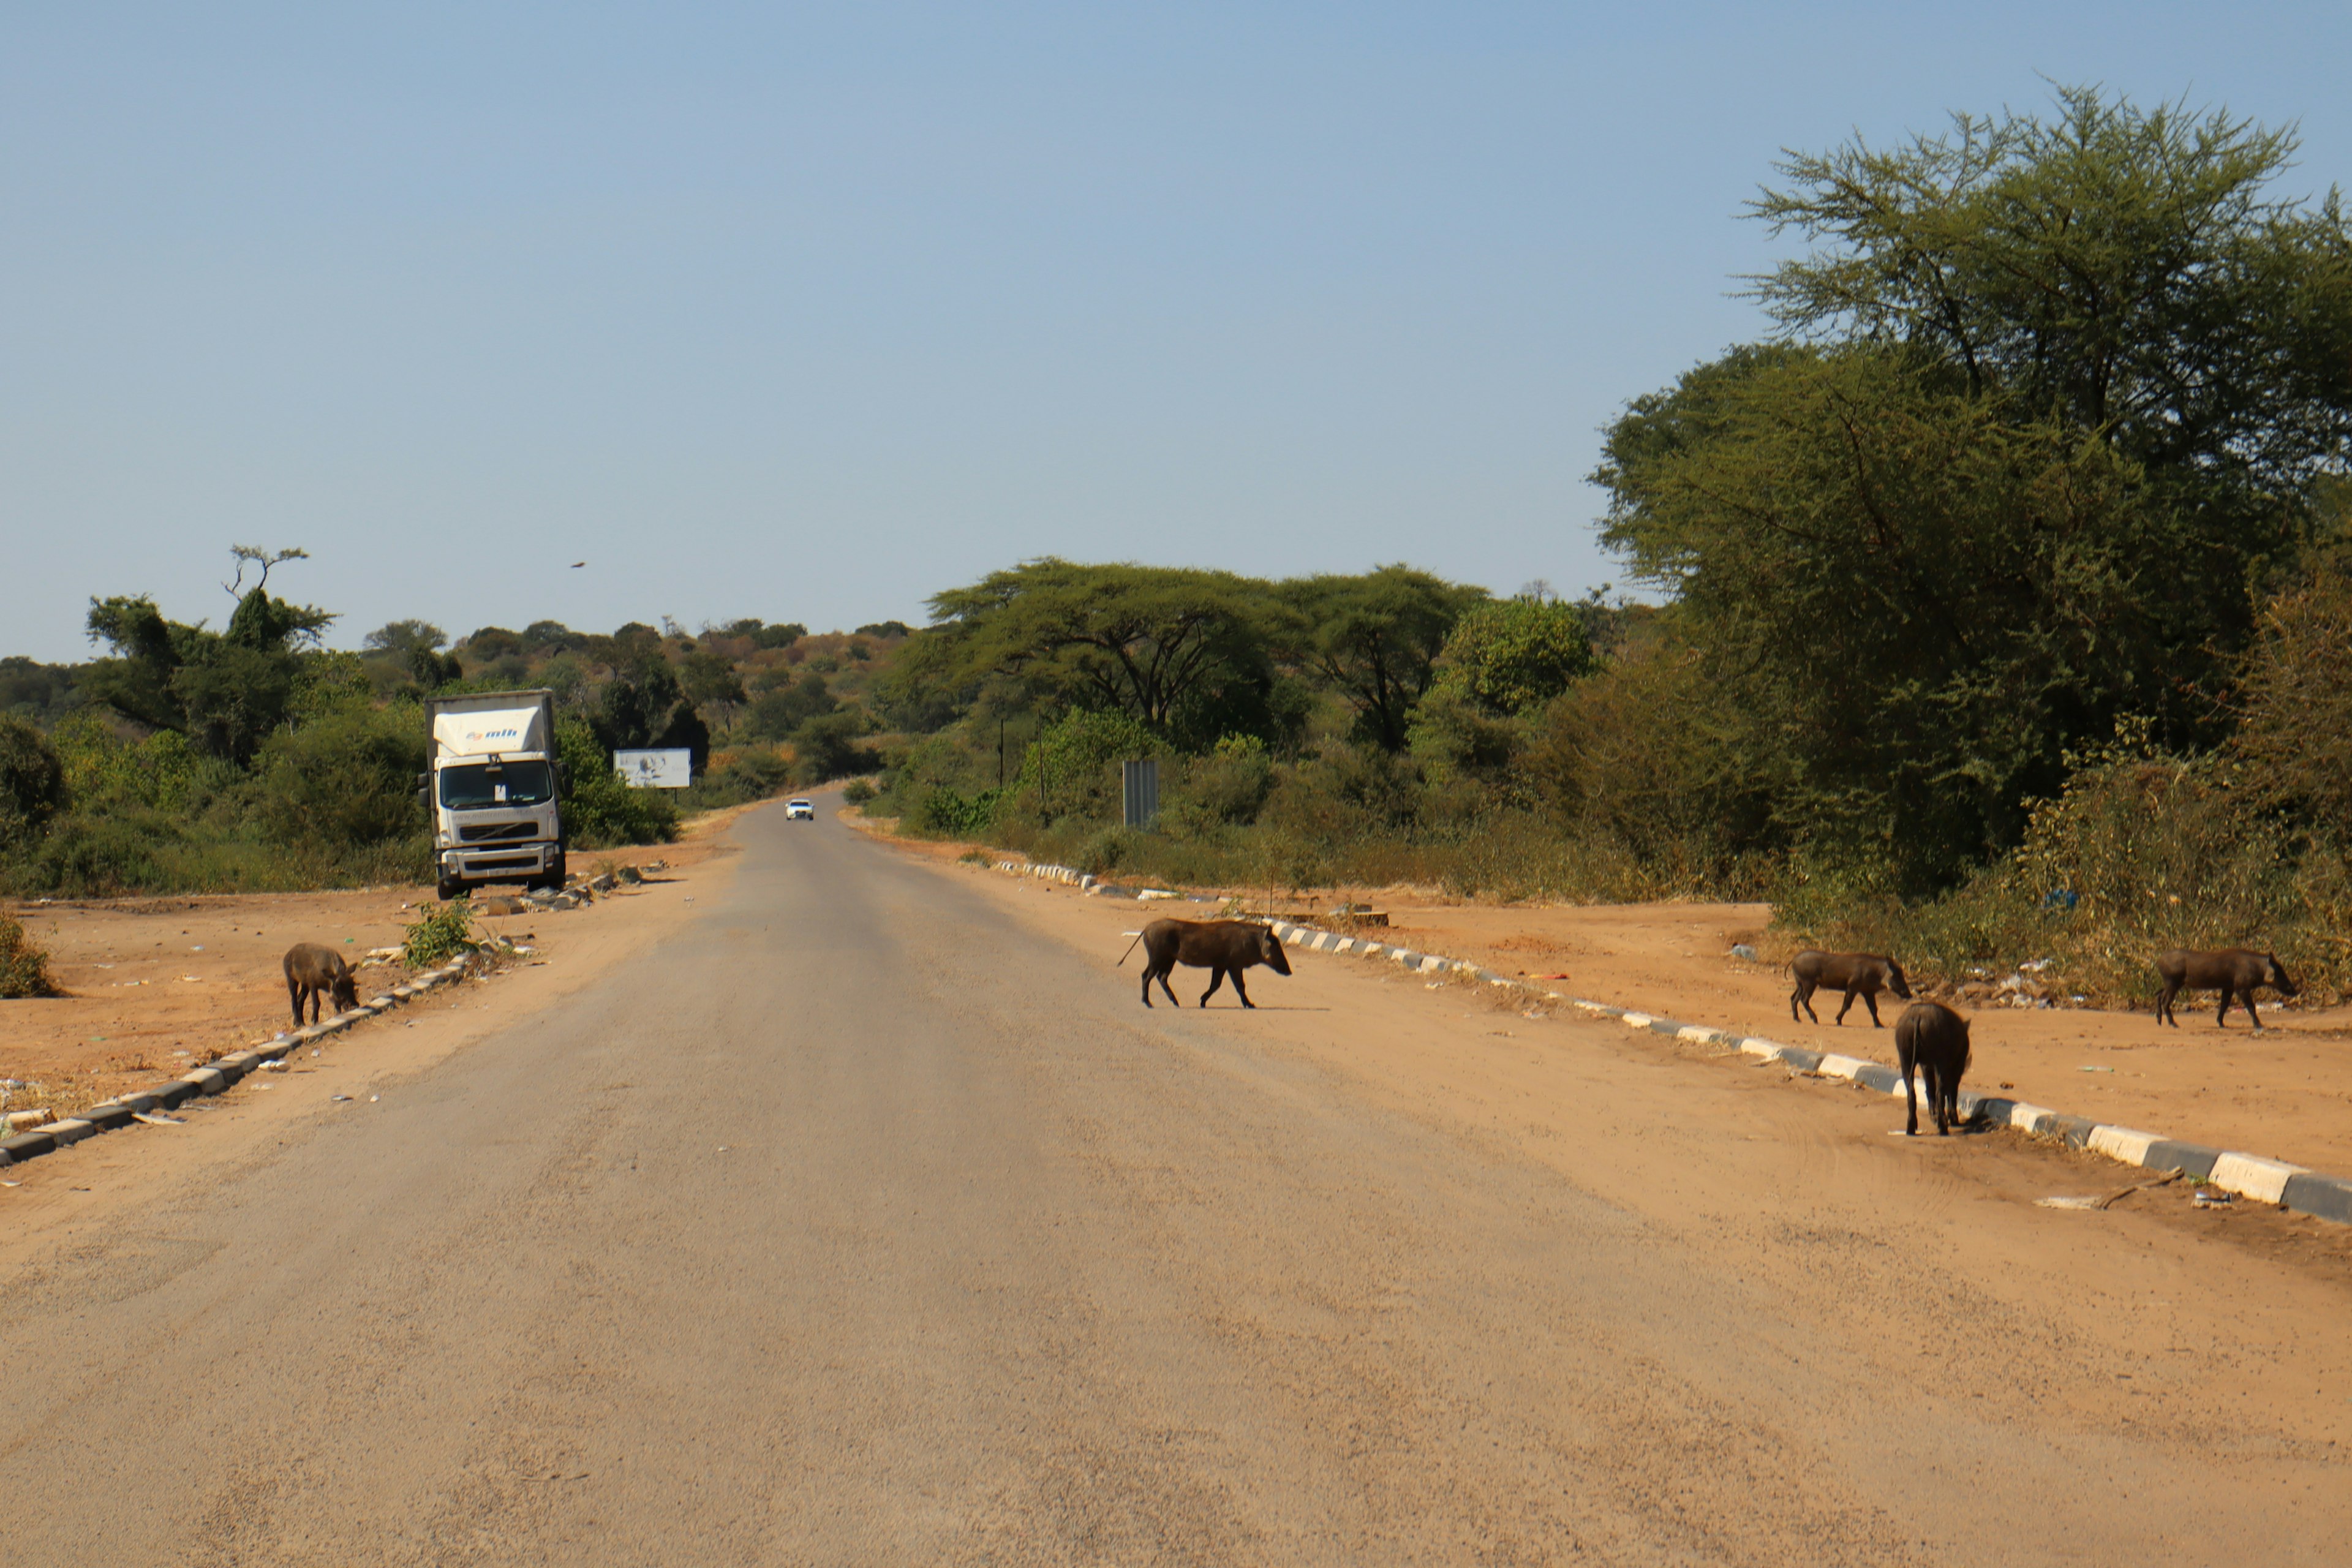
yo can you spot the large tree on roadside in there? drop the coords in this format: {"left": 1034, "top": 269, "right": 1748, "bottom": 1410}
{"left": 1599, "top": 345, "right": 2176, "bottom": 883}
{"left": 919, "top": 560, "right": 1287, "bottom": 748}
{"left": 1283, "top": 567, "right": 1487, "bottom": 751}
{"left": 1592, "top": 87, "right": 2352, "bottom": 888}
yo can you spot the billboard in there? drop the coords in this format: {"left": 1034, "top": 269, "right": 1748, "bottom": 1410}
{"left": 614, "top": 748, "right": 693, "bottom": 789}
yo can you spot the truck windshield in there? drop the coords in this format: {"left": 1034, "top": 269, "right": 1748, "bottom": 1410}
{"left": 439, "top": 760, "right": 556, "bottom": 810}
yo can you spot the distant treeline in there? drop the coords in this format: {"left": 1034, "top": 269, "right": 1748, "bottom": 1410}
{"left": 0, "top": 547, "right": 904, "bottom": 896}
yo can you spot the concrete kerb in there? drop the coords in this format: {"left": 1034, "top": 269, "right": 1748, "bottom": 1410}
{"left": 0, "top": 953, "right": 487, "bottom": 1173}
{"left": 1250, "top": 915, "right": 2352, "bottom": 1229}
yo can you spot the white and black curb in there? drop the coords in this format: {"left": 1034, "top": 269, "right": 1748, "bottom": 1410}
{"left": 1253, "top": 918, "right": 2352, "bottom": 1228}
{"left": 0, "top": 953, "right": 486, "bottom": 1172}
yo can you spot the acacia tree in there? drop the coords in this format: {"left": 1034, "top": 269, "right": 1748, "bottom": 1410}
{"left": 920, "top": 560, "right": 1286, "bottom": 747}
{"left": 1749, "top": 84, "right": 2352, "bottom": 495}
{"left": 1284, "top": 567, "right": 1486, "bottom": 751}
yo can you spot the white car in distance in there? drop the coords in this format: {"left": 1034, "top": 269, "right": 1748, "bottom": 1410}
{"left": 785, "top": 799, "right": 815, "bottom": 820}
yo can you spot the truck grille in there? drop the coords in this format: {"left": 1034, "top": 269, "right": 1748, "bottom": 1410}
{"left": 458, "top": 821, "right": 540, "bottom": 843}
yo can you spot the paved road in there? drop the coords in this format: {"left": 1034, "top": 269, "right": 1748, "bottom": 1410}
{"left": 2, "top": 803, "right": 2342, "bottom": 1564}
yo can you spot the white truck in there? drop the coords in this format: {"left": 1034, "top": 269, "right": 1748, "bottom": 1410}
{"left": 420, "top": 690, "right": 567, "bottom": 902}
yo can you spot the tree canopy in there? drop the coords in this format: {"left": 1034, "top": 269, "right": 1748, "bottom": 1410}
{"left": 1284, "top": 567, "right": 1487, "bottom": 750}
{"left": 919, "top": 560, "right": 1287, "bottom": 745}
{"left": 1594, "top": 86, "right": 2352, "bottom": 887}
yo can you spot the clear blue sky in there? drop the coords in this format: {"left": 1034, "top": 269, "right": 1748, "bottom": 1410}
{"left": 6, "top": 2, "right": 2348, "bottom": 662}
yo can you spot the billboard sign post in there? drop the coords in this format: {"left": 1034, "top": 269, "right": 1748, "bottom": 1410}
{"left": 614, "top": 748, "right": 693, "bottom": 790}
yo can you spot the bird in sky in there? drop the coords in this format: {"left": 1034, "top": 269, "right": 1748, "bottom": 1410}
{"left": 570, "top": 561, "right": 587, "bottom": 568}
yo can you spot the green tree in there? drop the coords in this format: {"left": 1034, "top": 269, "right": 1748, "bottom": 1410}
{"left": 555, "top": 718, "right": 678, "bottom": 846}
{"left": 1593, "top": 88, "right": 2352, "bottom": 887}
{"left": 921, "top": 560, "right": 1286, "bottom": 747}
{"left": 680, "top": 649, "right": 748, "bottom": 726}
{"left": 83, "top": 546, "right": 335, "bottom": 764}
{"left": 746, "top": 671, "right": 837, "bottom": 741}
{"left": 1750, "top": 83, "right": 2352, "bottom": 505}
{"left": 1286, "top": 567, "right": 1487, "bottom": 751}
{"left": 0, "top": 717, "right": 67, "bottom": 851}
{"left": 1427, "top": 596, "right": 1598, "bottom": 717}
{"left": 1599, "top": 345, "right": 2185, "bottom": 882}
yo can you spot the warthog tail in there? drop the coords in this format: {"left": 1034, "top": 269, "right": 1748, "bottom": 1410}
{"left": 1116, "top": 931, "right": 1145, "bottom": 967}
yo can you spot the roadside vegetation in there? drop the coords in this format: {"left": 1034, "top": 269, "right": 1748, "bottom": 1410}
{"left": 859, "top": 88, "right": 2352, "bottom": 1010}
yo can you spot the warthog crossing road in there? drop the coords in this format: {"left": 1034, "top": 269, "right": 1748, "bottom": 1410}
{"left": 1131, "top": 919, "right": 1293, "bottom": 1009}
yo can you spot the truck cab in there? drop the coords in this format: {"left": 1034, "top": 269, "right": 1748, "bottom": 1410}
{"left": 423, "top": 691, "right": 567, "bottom": 902}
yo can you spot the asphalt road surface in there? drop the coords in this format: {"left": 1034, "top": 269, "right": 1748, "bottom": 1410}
{"left": 4, "top": 802, "right": 2344, "bottom": 1565}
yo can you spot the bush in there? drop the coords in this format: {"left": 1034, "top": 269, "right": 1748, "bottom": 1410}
{"left": 1774, "top": 720, "right": 2305, "bottom": 1005}
{"left": 402, "top": 899, "right": 477, "bottom": 967}
{"left": 1007, "top": 709, "right": 1157, "bottom": 825}
{"left": 792, "top": 710, "right": 875, "bottom": 783}
{"left": 0, "top": 717, "right": 66, "bottom": 850}
{"left": 24, "top": 812, "right": 168, "bottom": 897}
{"left": 252, "top": 699, "right": 427, "bottom": 855}
{"left": 1073, "top": 824, "right": 1141, "bottom": 876}
{"left": 0, "top": 911, "right": 56, "bottom": 998}
{"left": 841, "top": 778, "right": 876, "bottom": 805}
{"left": 693, "top": 747, "right": 794, "bottom": 807}
{"left": 557, "top": 719, "right": 679, "bottom": 848}
{"left": 50, "top": 714, "right": 211, "bottom": 815}
{"left": 911, "top": 786, "right": 1001, "bottom": 839}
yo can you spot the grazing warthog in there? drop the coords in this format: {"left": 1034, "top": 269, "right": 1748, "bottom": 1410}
{"left": 2154, "top": 948, "right": 2297, "bottom": 1030}
{"left": 1136, "top": 919, "right": 1292, "bottom": 1009}
{"left": 284, "top": 943, "right": 360, "bottom": 1027}
{"left": 1894, "top": 1001, "right": 1972, "bottom": 1136}
{"left": 1789, "top": 950, "right": 1913, "bottom": 1027}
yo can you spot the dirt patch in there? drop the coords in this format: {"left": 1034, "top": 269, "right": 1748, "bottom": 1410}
{"left": 0, "top": 810, "right": 746, "bottom": 1121}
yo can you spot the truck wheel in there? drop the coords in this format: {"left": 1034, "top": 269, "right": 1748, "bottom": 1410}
{"left": 437, "top": 876, "right": 462, "bottom": 902}
{"left": 548, "top": 851, "right": 568, "bottom": 888}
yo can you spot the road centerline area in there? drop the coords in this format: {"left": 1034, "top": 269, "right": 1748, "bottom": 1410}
{"left": 2, "top": 801, "right": 2345, "bottom": 1565}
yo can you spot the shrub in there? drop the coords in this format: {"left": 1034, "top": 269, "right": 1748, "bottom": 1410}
{"left": 1074, "top": 824, "right": 1141, "bottom": 876}
{"left": 911, "top": 786, "right": 1001, "bottom": 839}
{"left": 557, "top": 719, "right": 679, "bottom": 848}
{"left": 252, "top": 699, "right": 427, "bottom": 854}
{"left": 1008, "top": 709, "right": 1156, "bottom": 825}
{"left": 841, "top": 778, "right": 876, "bottom": 805}
{"left": 792, "top": 710, "right": 875, "bottom": 784}
{"left": 50, "top": 714, "right": 210, "bottom": 815}
{"left": 402, "top": 899, "right": 477, "bottom": 967}
{"left": 25, "top": 812, "right": 168, "bottom": 897}
{"left": 0, "top": 911, "right": 56, "bottom": 998}
{"left": 0, "top": 717, "right": 66, "bottom": 849}
{"left": 694, "top": 747, "right": 794, "bottom": 807}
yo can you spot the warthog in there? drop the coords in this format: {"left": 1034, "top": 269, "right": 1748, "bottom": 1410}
{"left": 1136, "top": 919, "right": 1292, "bottom": 1009}
{"left": 284, "top": 943, "right": 360, "bottom": 1027}
{"left": 1894, "top": 1001, "right": 1972, "bottom": 1136}
{"left": 2154, "top": 948, "right": 2297, "bottom": 1030}
{"left": 1789, "top": 950, "right": 1913, "bottom": 1027}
